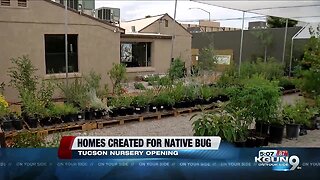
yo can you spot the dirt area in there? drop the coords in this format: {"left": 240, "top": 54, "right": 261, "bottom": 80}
{"left": 57, "top": 93, "right": 320, "bottom": 147}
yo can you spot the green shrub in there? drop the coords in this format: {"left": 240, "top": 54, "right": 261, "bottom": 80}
{"left": 108, "top": 63, "right": 127, "bottom": 94}
{"left": 134, "top": 82, "right": 146, "bottom": 90}
{"left": 168, "top": 58, "right": 185, "bottom": 80}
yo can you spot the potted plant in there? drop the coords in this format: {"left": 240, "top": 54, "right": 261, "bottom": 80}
{"left": 269, "top": 114, "right": 285, "bottom": 144}
{"left": 60, "top": 104, "right": 79, "bottom": 123}
{"left": 184, "top": 85, "right": 197, "bottom": 107}
{"left": 283, "top": 100, "right": 315, "bottom": 139}
{"left": 200, "top": 85, "right": 214, "bottom": 104}
{"left": 132, "top": 94, "right": 148, "bottom": 114}
{"left": 0, "top": 95, "right": 14, "bottom": 131}
{"left": 173, "top": 83, "right": 187, "bottom": 108}
{"left": 153, "top": 90, "right": 175, "bottom": 111}
{"left": 10, "top": 113, "right": 23, "bottom": 130}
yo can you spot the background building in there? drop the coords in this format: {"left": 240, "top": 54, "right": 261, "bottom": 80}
{"left": 182, "top": 20, "right": 239, "bottom": 33}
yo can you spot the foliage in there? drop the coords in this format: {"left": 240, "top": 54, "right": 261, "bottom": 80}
{"left": 8, "top": 56, "right": 38, "bottom": 96}
{"left": 200, "top": 86, "right": 214, "bottom": 101}
{"left": 109, "top": 96, "right": 132, "bottom": 108}
{"left": 198, "top": 44, "right": 217, "bottom": 74}
{"left": 251, "top": 30, "right": 273, "bottom": 61}
{"left": 184, "top": 85, "right": 199, "bottom": 101}
{"left": 132, "top": 94, "right": 149, "bottom": 107}
{"left": 58, "top": 78, "right": 89, "bottom": 110}
{"left": 172, "top": 82, "right": 186, "bottom": 102}
{"left": 134, "top": 82, "right": 146, "bottom": 90}
{"left": 168, "top": 58, "right": 185, "bottom": 80}
{"left": 190, "top": 108, "right": 248, "bottom": 143}
{"left": 84, "top": 71, "right": 101, "bottom": 93}
{"left": 10, "top": 132, "right": 44, "bottom": 148}
{"left": 227, "top": 75, "right": 281, "bottom": 124}
{"left": 37, "top": 80, "right": 55, "bottom": 108}
{"left": 0, "top": 95, "right": 9, "bottom": 117}
{"left": 283, "top": 100, "right": 316, "bottom": 126}
{"left": 278, "top": 76, "right": 295, "bottom": 89}
{"left": 0, "top": 82, "right": 5, "bottom": 95}
{"left": 267, "top": 16, "right": 298, "bottom": 28}
{"left": 298, "top": 36, "right": 320, "bottom": 96}
{"left": 88, "top": 90, "right": 107, "bottom": 110}
{"left": 240, "top": 58, "right": 283, "bottom": 80}
{"left": 20, "top": 89, "right": 46, "bottom": 118}
{"left": 153, "top": 90, "right": 175, "bottom": 106}
{"left": 108, "top": 63, "right": 127, "bottom": 94}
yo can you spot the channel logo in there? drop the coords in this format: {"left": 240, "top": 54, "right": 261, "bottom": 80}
{"left": 255, "top": 150, "right": 300, "bottom": 171}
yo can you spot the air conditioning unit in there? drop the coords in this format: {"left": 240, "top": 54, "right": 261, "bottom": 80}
{"left": 95, "top": 7, "right": 120, "bottom": 24}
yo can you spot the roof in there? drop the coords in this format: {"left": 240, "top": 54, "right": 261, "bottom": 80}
{"left": 121, "top": 32, "right": 172, "bottom": 39}
{"left": 44, "top": 0, "right": 125, "bottom": 32}
{"left": 121, "top": 14, "right": 165, "bottom": 33}
{"left": 192, "top": 0, "right": 320, "bottom": 23}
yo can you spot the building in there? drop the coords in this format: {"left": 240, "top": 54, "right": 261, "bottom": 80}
{"left": 120, "top": 14, "right": 192, "bottom": 79}
{"left": 248, "top": 21, "right": 267, "bottom": 29}
{"left": 53, "top": 0, "right": 95, "bottom": 16}
{"left": 182, "top": 20, "right": 239, "bottom": 33}
{"left": 0, "top": 0, "right": 123, "bottom": 102}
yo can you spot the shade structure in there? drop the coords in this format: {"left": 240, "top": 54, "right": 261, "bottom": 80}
{"left": 192, "top": 0, "right": 320, "bottom": 23}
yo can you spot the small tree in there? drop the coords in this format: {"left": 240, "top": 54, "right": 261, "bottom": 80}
{"left": 252, "top": 30, "right": 273, "bottom": 62}
{"left": 108, "top": 63, "right": 127, "bottom": 94}
{"left": 198, "top": 44, "right": 217, "bottom": 74}
{"left": 168, "top": 58, "right": 185, "bottom": 80}
{"left": 8, "top": 55, "right": 38, "bottom": 97}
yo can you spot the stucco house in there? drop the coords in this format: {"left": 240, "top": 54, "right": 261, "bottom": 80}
{"left": 0, "top": 0, "right": 124, "bottom": 102}
{"left": 120, "top": 14, "right": 192, "bottom": 79}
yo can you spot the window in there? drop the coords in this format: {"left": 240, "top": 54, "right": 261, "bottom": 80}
{"left": 1, "top": 0, "right": 10, "bottom": 6}
{"left": 17, "top": 0, "right": 27, "bottom": 7}
{"left": 45, "top": 34, "right": 78, "bottom": 74}
{"left": 164, "top": 19, "right": 169, "bottom": 27}
{"left": 120, "top": 42, "right": 151, "bottom": 67}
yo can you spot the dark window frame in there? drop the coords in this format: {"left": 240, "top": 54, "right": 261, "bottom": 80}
{"left": 120, "top": 42, "right": 152, "bottom": 68}
{"left": 44, "top": 34, "right": 79, "bottom": 74}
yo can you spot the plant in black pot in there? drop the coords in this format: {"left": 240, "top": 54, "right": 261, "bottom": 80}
{"left": 132, "top": 94, "right": 148, "bottom": 114}
{"left": 184, "top": 85, "right": 197, "bottom": 107}
{"left": 153, "top": 90, "right": 175, "bottom": 111}
{"left": 60, "top": 104, "right": 79, "bottom": 123}
{"left": 200, "top": 85, "right": 214, "bottom": 104}
{"left": 173, "top": 82, "right": 187, "bottom": 109}
{"left": 0, "top": 95, "right": 14, "bottom": 131}
{"left": 269, "top": 114, "right": 285, "bottom": 144}
{"left": 115, "top": 96, "right": 133, "bottom": 116}
{"left": 190, "top": 108, "right": 237, "bottom": 144}
{"left": 283, "top": 100, "right": 315, "bottom": 139}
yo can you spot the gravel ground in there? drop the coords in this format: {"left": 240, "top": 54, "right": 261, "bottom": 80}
{"left": 54, "top": 93, "right": 320, "bottom": 147}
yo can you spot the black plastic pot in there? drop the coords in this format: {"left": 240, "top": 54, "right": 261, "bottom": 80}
{"left": 218, "top": 95, "right": 229, "bottom": 102}
{"left": 51, "top": 117, "right": 62, "bottom": 124}
{"left": 85, "top": 110, "right": 95, "bottom": 120}
{"left": 40, "top": 117, "right": 53, "bottom": 127}
{"left": 94, "top": 110, "right": 104, "bottom": 119}
{"left": 118, "top": 107, "right": 127, "bottom": 116}
{"left": 25, "top": 117, "right": 38, "bottom": 129}
{"left": 245, "top": 137, "right": 256, "bottom": 148}
{"left": 12, "top": 118, "right": 23, "bottom": 130}
{"left": 286, "top": 124, "right": 300, "bottom": 139}
{"left": 77, "top": 112, "right": 85, "bottom": 121}
{"left": 299, "top": 125, "right": 308, "bottom": 136}
{"left": 187, "top": 100, "right": 195, "bottom": 107}
{"left": 109, "top": 108, "right": 119, "bottom": 117}
{"left": 255, "top": 136, "right": 265, "bottom": 147}
{"left": 1, "top": 118, "right": 14, "bottom": 131}
{"left": 126, "top": 107, "right": 135, "bottom": 116}
{"left": 149, "top": 104, "right": 157, "bottom": 113}
{"left": 157, "top": 105, "right": 165, "bottom": 111}
{"left": 194, "top": 98, "right": 203, "bottom": 105}
{"left": 269, "top": 125, "right": 284, "bottom": 144}
{"left": 63, "top": 114, "right": 77, "bottom": 122}
{"left": 255, "top": 122, "right": 269, "bottom": 135}
{"left": 164, "top": 105, "right": 173, "bottom": 111}
{"left": 234, "top": 140, "right": 246, "bottom": 148}
{"left": 134, "top": 106, "right": 146, "bottom": 114}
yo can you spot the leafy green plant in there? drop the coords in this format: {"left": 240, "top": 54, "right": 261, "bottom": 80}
{"left": 84, "top": 71, "right": 101, "bottom": 93}
{"left": 109, "top": 96, "right": 132, "bottom": 108}
{"left": 132, "top": 94, "right": 149, "bottom": 107}
{"left": 283, "top": 100, "right": 316, "bottom": 126}
{"left": 108, "top": 63, "right": 127, "bottom": 94}
{"left": 134, "top": 82, "right": 146, "bottom": 90}
{"left": 20, "top": 89, "right": 46, "bottom": 118}
{"left": 153, "top": 90, "right": 175, "bottom": 106}
{"left": 227, "top": 75, "right": 281, "bottom": 125}
{"left": 172, "top": 82, "right": 186, "bottom": 102}
{"left": 198, "top": 44, "right": 217, "bottom": 74}
{"left": 190, "top": 109, "right": 239, "bottom": 143}
{"left": 278, "top": 76, "right": 296, "bottom": 90}
{"left": 10, "top": 132, "right": 45, "bottom": 148}
{"left": 168, "top": 58, "right": 185, "bottom": 80}
{"left": 8, "top": 56, "right": 38, "bottom": 96}
{"left": 200, "top": 86, "right": 213, "bottom": 101}
{"left": 184, "top": 85, "right": 197, "bottom": 101}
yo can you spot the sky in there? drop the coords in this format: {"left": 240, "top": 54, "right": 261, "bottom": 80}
{"left": 95, "top": 0, "right": 266, "bottom": 28}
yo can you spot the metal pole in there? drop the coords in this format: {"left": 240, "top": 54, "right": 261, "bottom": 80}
{"left": 64, "top": 0, "right": 69, "bottom": 87}
{"left": 208, "top": 12, "right": 211, "bottom": 21}
{"left": 282, "top": 18, "right": 288, "bottom": 64}
{"left": 289, "top": 37, "right": 294, "bottom": 76}
{"left": 238, "top": 11, "right": 245, "bottom": 75}
{"left": 170, "top": 0, "right": 178, "bottom": 61}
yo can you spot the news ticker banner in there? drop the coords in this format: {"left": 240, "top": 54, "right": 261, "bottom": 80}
{"left": 0, "top": 136, "right": 319, "bottom": 179}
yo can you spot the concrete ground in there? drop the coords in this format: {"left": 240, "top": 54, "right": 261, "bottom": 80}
{"left": 57, "top": 93, "right": 320, "bottom": 147}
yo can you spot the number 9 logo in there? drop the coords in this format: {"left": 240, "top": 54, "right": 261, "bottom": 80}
{"left": 289, "top": 155, "right": 300, "bottom": 170}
